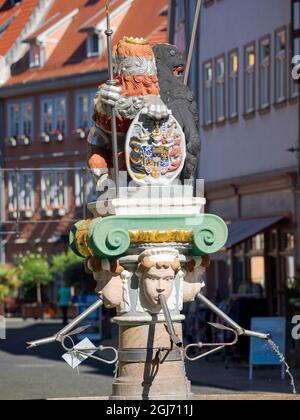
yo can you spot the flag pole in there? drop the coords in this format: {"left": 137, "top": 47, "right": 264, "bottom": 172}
{"left": 184, "top": 0, "right": 202, "bottom": 86}
{"left": 105, "top": 0, "right": 120, "bottom": 197}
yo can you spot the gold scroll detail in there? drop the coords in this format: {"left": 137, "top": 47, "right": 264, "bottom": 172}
{"left": 129, "top": 230, "right": 193, "bottom": 244}
{"left": 75, "top": 219, "right": 93, "bottom": 258}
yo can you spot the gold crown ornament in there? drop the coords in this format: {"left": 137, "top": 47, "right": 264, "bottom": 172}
{"left": 123, "top": 36, "right": 149, "bottom": 45}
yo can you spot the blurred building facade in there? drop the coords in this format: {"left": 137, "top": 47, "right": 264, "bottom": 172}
{"left": 0, "top": 0, "right": 168, "bottom": 262}
{"left": 170, "top": 0, "right": 299, "bottom": 317}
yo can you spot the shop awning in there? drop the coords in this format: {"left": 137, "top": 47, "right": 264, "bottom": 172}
{"left": 225, "top": 216, "right": 286, "bottom": 249}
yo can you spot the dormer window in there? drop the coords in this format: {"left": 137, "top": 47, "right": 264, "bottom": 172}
{"left": 29, "top": 43, "right": 45, "bottom": 68}
{"left": 87, "top": 32, "right": 105, "bottom": 58}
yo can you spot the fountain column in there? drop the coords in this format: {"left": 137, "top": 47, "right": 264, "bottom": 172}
{"left": 70, "top": 208, "right": 228, "bottom": 400}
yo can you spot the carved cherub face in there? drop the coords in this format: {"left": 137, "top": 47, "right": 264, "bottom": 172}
{"left": 94, "top": 273, "right": 123, "bottom": 309}
{"left": 142, "top": 265, "right": 176, "bottom": 311}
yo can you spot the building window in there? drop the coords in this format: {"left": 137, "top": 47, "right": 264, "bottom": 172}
{"left": 290, "top": 26, "right": 300, "bottom": 99}
{"left": 8, "top": 173, "right": 17, "bottom": 213}
{"left": 56, "top": 171, "right": 67, "bottom": 210}
{"left": 7, "top": 101, "right": 33, "bottom": 142}
{"left": 76, "top": 92, "right": 95, "bottom": 130}
{"left": 244, "top": 43, "right": 256, "bottom": 115}
{"left": 275, "top": 28, "right": 287, "bottom": 104}
{"left": 291, "top": 72, "right": 299, "bottom": 99}
{"left": 22, "top": 102, "right": 33, "bottom": 140}
{"left": 293, "top": 0, "right": 300, "bottom": 30}
{"left": 251, "top": 234, "right": 265, "bottom": 252}
{"left": 41, "top": 171, "right": 55, "bottom": 210}
{"left": 228, "top": 50, "right": 238, "bottom": 119}
{"left": 250, "top": 256, "right": 266, "bottom": 291}
{"left": 203, "top": 60, "right": 213, "bottom": 126}
{"left": 8, "top": 103, "right": 20, "bottom": 139}
{"left": 282, "top": 232, "right": 295, "bottom": 252}
{"left": 74, "top": 166, "right": 96, "bottom": 208}
{"left": 41, "top": 169, "right": 68, "bottom": 212}
{"left": 8, "top": 171, "right": 34, "bottom": 214}
{"left": 41, "top": 99, "right": 53, "bottom": 134}
{"left": 281, "top": 231, "right": 296, "bottom": 290}
{"left": 285, "top": 256, "right": 296, "bottom": 289}
{"left": 87, "top": 32, "right": 105, "bottom": 57}
{"left": 215, "top": 55, "right": 225, "bottom": 123}
{"left": 41, "top": 97, "right": 67, "bottom": 137}
{"left": 259, "top": 36, "right": 271, "bottom": 109}
{"left": 55, "top": 98, "right": 66, "bottom": 135}
{"left": 29, "top": 43, "right": 45, "bottom": 68}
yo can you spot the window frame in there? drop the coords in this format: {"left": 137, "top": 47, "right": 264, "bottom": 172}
{"left": 7, "top": 99, "right": 34, "bottom": 142}
{"left": 75, "top": 91, "right": 95, "bottom": 130}
{"left": 274, "top": 26, "right": 288, "bottom": 106}
{"left": 74, "top": 163, "right": 96, "bottom": 208}
{"left": 29, "top": 43, "right": 45, "bottom": 69}
{"left": 244, "top": 41, "right": 256, "bottom": 117}
{"left": 8, "top": 170, "right": 35, "bottom": 213}
{"left": 289, "top": 23, "right": 300, "bottom": 100}
{"left": 40, "top": 95, "right": 68, "bottom": 136}
{"left": 203, "top": 59, "right": 214, "bottom": 128}
{"left": 228, "top": 48, "right": 239, "bottom": 122}
{"left": 87, "top": 32, "right": 105, "bottom": 58}
{"left": 259, "top": 34, "right": 271, "bottom": 112}
{"left": 293, "top": 0, "right": 300, "bottom": 31}
{"left": 40, "top": 166, "right": 68, "bottom": 211}
{"left": 215, "top": 54, "right": 226, "bottom": 125}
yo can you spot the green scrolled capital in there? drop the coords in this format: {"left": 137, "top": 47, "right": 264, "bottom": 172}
{"left": 192, "top": 214, "right": 228, "bottom": 256}
{"left": 88, "top": 219, "right": 130, "bottom": 258}
{"left": 81, "top": 214, "right": 228, "bottom": 259}
{"left": 69, "top": 220, "right": 86, "bottom": 258}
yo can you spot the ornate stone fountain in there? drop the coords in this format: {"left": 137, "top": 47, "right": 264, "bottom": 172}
{"left": 28, "top": 34, "right": 277, "bottom": 400}
{"left": 68, "top": 35, "right": 228, "bottom": 399}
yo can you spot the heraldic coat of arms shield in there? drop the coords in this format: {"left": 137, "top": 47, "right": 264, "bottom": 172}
{"left": 126, "top": 110, "right": 186, "bottom": 185}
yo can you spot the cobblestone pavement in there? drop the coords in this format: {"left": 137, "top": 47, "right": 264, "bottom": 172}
{"left": 0, "top": 319, "right": 299, "bottom": 400}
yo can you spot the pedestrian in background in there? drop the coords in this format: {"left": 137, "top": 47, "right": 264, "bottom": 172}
{"left": 58, "top": 283, "right": 72, "bottom": 325}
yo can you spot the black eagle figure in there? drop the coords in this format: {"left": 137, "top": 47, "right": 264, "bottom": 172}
{"left": 153, "top": 44, "right": 201, "bottom": 182}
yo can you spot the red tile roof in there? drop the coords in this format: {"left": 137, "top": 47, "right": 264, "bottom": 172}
{"left": 3, "top": 0, "right": 168, "bottom": 87}
{"left": 25, "top": 11, "right": 64, "bottom": 42}
{"left": 0, "top": 0, "right": 39, "bottom": 56}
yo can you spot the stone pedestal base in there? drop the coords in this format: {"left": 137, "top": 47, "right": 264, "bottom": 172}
{"left": 110, "top": 320, "right": 192, "bottom": 400}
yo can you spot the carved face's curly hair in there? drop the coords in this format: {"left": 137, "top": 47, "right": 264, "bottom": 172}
{"left": 137, "top": 257, "right": 181, "bottom": 277}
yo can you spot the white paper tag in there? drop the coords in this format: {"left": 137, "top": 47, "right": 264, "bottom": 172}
{"left": 62, "top": 338, "right": 96, "bottom": 369}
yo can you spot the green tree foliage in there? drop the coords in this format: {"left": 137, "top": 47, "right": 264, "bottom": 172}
{"left": 0, "top": 264, "right": 21, "bottom": 302}
{"left": 16, "top": 253, "right": 52, "bottom": 287}
{"left": 50, "top": 250, "right": 83, "bottom": 279}
{"left": 15, "top": 253, "right": 52, "bottom": 304}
